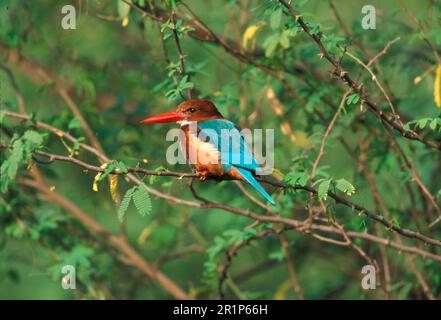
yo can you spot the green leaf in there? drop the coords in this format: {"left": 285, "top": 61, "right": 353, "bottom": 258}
{"left": 284, "top": 171, "right": 308, "bottom": 187}
{"left": 117, "top": 161, "right": 128, "bottom": 174}
{"left": 132, "top": 184, "right": 152, "bottom": 216}
{"left": 417, "top": 118, "right": 430, "bottom": 129}
{"left": 207, "top": 236, "right": 225, "bottom": 260}
{"left": 1, "top": 163, "right": 9, "bottom": 193}
{"left": 309, "top": 23, "right": 321, "bottom": 35}
{"left": 5, "top": 222, "right": 26, "bottom": 239}
{"left": 118, "top": 186, "right": 137, "bottom": 221}
{"left": 149, "top": 166, "right": 166, "bottom": 184}
{"left": 346, "top": 93, "right": 360, "bottom": 106}
{"left": 178, "top": 75, "right": 193, "bottom": 90}
{"left": 7, "top": 140, "right": 24, "bottom": 180}
{"left": 263, "top": 33, "right": 280, "bottom": 57}
{"left": 68, "top": 117, "right": 82, "bottom": 130}
{"left": 76, "top": 78, "right": 96, "bottom": 103}
{"left": 405, "top": 117, "right": 441, "bottom": 132}
{"left": 23, "top": 130, "right": 43, "bottom": 147}
{"left": 335, "top": 178, "right": 356, "bottom": 196}
{"left": 97, "top": 163, "right": 117, "bottom": 183}
{"left": 270, "top": 8, "right": 282, "bottom": 30}
{"left": 268, "top": 248, "right": 285, "bottom": 262}
{"left": 117, "top": 0, "right": 131, "bottom": 18}
{"left": 61, "top": 245, "right": 95, "bottom": 268}
{"left": 279, "top": 30, "right": 291, "bottom": 48}
{"left": 223, "top": 229, "right": 245, "bottom": 246}
{"left": 318, "top": 179, "right": 331, "bottom": 200}
{"left": 166, "top": 0, "right": 177, "bottom": 9}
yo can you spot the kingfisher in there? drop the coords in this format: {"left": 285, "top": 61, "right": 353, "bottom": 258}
{"left": 142, "top": 99, "right": 276, "bottom": 205}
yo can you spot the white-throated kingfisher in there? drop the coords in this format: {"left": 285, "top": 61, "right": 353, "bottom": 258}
{"left": 142, "top": 99, "right": 276, "bottom": 205}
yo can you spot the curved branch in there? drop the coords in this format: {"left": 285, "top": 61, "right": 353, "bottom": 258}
{"left": 3, "top": 110, "right": 440, "bottom": 249}
{"left": 278, "top": 0, "right": 440, "bottom": 151}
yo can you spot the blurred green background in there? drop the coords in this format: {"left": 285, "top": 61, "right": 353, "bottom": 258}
{"left": 0, "top": 0, "right": 440, "bottom": 299}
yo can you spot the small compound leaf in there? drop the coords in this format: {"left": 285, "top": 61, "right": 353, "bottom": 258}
{"left": 118, "top": 186, "right": 137, "bottom": 221}
{"left": 132, "top": 184, "right": 152, "bottom": 217}
{"left": 318, "top": 179, "right": 332, "bottom": 200}
{"left": 335, "top": 178, "right": 356, "bottom": 196}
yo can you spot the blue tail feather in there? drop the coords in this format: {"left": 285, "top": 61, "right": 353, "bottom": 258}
{"left": 234, "top": 167, "right": 276, "bottom": 205}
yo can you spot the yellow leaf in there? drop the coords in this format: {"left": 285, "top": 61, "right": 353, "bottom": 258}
{"left": 188, "top": 286, "right": 201, "bottom": 299}
{"left": 267, "top": 87, "right": 284, "bottom": 115}
{"left": 242, "top": 22, "right": 266, "bottom": 51}
{"left": 434, "top": 64, "right": 441, "bottom": 107}
{"left": 413, "top": 76, "right": 422, "bottom": 85}
{"left": 122, "top": 17, "right": 129, "bottom": 27}
{"left": 92, "top": 163, "right": 108, "bottom": 192}
{"left": 268, "top": 87, "right": 298, "bottom": 144}
{"left": 273, "top": 280, "right": 291, "bottom": 300}
{"left": 294, "top": 130, "right": 311, "bottom": 149}
{"left": 137, "top": 221, "right": 159, "bottom": 244}
{"left": 212, "top": 91, "right": 223, "bottom": 97}
{"left": 110, "top": 175, "right": 118, "bottom": 202}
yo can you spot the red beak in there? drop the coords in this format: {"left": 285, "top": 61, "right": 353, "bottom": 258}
{"left": 141, "top": 109, "right": 186, "bottom": 124}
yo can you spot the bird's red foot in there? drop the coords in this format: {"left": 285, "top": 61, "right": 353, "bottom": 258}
{"left": 198, "top": 170, "right": 209, "bottom": 181}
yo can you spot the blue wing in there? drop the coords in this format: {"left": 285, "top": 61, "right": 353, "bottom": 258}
{"left": 198, "top": 119, "right": 275, "bottom": 205}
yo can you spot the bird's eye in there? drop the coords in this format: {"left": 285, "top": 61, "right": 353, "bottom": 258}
{"left": 188, "top": 108, "right": 196, "bottom": 113}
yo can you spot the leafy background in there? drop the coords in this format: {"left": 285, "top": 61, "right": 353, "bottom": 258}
{"left": 0, "top": 0, "right": 440, "bottom": 299}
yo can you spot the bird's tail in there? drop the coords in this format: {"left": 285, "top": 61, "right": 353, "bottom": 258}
{"left": 234, "top": 167, "right": 276, "bottom": 205}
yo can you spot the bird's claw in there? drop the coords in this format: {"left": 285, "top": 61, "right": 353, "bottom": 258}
{"left": 198, "top": 170, "right": 209, "bottom": 181}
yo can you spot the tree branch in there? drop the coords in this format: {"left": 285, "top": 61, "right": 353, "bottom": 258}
{"left": 3, "top": 110, "right": 441, "bottom": 249}
{"left": 278, "top": 0, "right": 441, "bottom": 151}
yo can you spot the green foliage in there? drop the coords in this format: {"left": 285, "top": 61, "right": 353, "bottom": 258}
{"left": 97, "top": 163, "right": 117, "bottom": 184}
{"left": 166, "top": 75, "right": 194, "bottom": 101}
{"left": 68, "top": 117, "right": 81, "bottom": 130}
{"left": 118, "top": 184, "right": 152, "bottom": 221}
{"left": 1, "top": 130, "right": 44, "bottom": 192}
{"left": 323, "top": 34, "right": 347, "bottom": 51}
{"left": 75, "top": 78, "right": 96, "bottom": 104}
{"left": 263, "top": 29, "right": 297, "bottom": 57}
{"left": 268, "top": 248, "right": 285, "bottom": 262}
{"left": 317, "top": 178, "right": 331, "bottom": 200}
{"left": 269, "top": 8, "right": 283, "bottom": 30}
{"left": 118, "top": 186, "right": 137, "bottom": 221}
{"left": 1, "top": 0, "right": 440, "bottom": 300}
{"left": 117, "top": 0, "right": 131, "bottom": 19}
{"left": 284, "top": 170, "right": 308, "bottom": 187}
{"left": 117, "top": 161, "right": 128, "bottom": 173}
{"left": 132, "top": 185, "right": 152, "bottom": 217}
{"left": 405, "top": 117, "right": 441, "bottom": 132}
{"left": 346, "top": 93, "right": 360, "bottom": 106}
{"left": 314, "top": 177, "right": 356, "bottom": 200}
{"left": 160, "top": 19, "right": 195, "bottom": 41}
{"left": 202, "top": 227, "right": 258, "bottom": 293}
{"left": 334, "top": 179, "right": 356, "bottom": 196}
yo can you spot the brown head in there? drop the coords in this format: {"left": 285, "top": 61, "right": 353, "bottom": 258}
{"left": 142, "top": 99, "right": 223, "bottom": 124}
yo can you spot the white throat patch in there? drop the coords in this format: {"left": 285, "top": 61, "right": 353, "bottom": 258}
{"left": 177, "top": 120, "right": 193, "bottom": 127}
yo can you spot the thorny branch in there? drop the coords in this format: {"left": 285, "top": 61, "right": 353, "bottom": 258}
{"left": 125, "top": 0, "right": 440, "bottom": 151}
{"left": 2, "top": 1, "right": 441, "bottom": 299}
{"left": 2, "top": 111, "right": 441, "bottom": 250}
{"left": 278, "top": 0, "right": 440, "bottom": 151}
